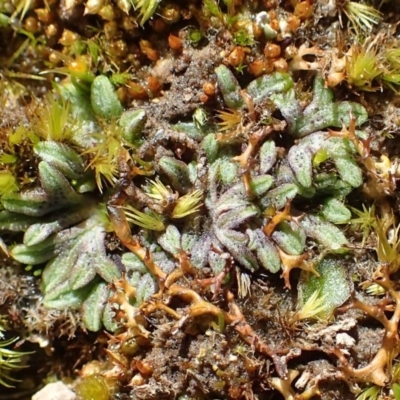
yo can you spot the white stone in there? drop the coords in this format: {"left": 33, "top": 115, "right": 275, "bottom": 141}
{"left": 336, "top": 332, "right": 356, "bottom": 348}
{"left": 32, "top": 381, "right": 76, "bottom": 400}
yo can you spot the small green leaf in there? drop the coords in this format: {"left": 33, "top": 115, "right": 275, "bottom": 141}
{"left": 82, "top": 282, "right": 110, "bottom": 332}
{"left": 202, "top": 133, "right": 219, "bottom": 163}
{"left": 102, "top": 302, "right": 119, "bottom": 332}
{"left": 95, "top": 256, "right": 121, "bottom": 284}
{"left": 121, "top": 252, "right": 148, "bottom": 273}
{"left": 174, "top": 121, "right": 206, "bottom": 141}
{"left": 39, "top": 161, "right": 82, "bottom": 204}
{"left": 325, "top": 137, "right": 356, "bottom": 158}
{"left": 69, "top": 250, "right": 98, "bottom": 290}
{"left": 313, "top": 148, "right": 329, "bottom": 168}
{"left": 216, "top": 229, "right": 258, "bottom": 272}
{"left": 250, "top": 175, "right": 274, "bottom": 197}
{"left": 2, "top": 189, "right": 49, "bottom": 217}
{"left": 246, "top": 71, "right": 293, "bottom": 104}
{"left": 43, "top": 281, "right": 91, "bottom": 310}
{"left": 181, "top": 232, "right": 197, "bottom": 253}
{"left": 270, "top": 89, "right": 301, "bottom": 133}
{"left": 296, "top": 183, "right": 316, "bottom": 198}
{"left": 321, "top": 198, "right": 351, "bottom": 224}
{"left": 0, "top": 153, "right": 17, "bottom": 164}
{"left": 0, "top": 12, "right": 11, "bottom": 27}
{"left": 393, "top": 383, "right": 400, "bottom": 400}
{"left": 190, "top": 234, "right": 212, "bottom": 269}
{"left": 0, "top": 210, "right": 39, "bottom": 232}
{"left": 23, "top": 205, "right": 93, "bottom": 246}
{"left": 259, "top": 140, "right": 277, "bottom": 174}
{"left": 215, "top": 65, "right": 244, "bottom": 109}
{"left": 288, "top": 145, "right": 313, "bottom": 188}
{"left": 119, "top": 109, "right": 146, "bottom": 144}
{"left": 59, "top": 82, "right": 97, "bottom": 127}
{"left": 312, "top": 76, "right": 334, "bottom": 104}
{"left": 0, "top": 171, "right": 18, "bottom": 195}
{"left": 300, "top": 214, "right": 348, "bottom": 250}
{"left": 217, "top": 159, "right": 238, "bottom": 186}
{"left": 91, "top": 75, "right": 123, "bottom": 119}
{"left": 247, "top": 229, "right": 281, "bottom": 273}
{"left": 298, "top": 257, "right": 351, "bottom": 318}
{"left": 261, "top": 183, "right": 298, "bottom": 210}
{"left": 136, "top": 274, "right": 157, "bottom": 303}
{"left": 217, "top": 204, "right": 259, "bottom": 230}
{"left": 34, "top": 141, "right": 84, "bottom": 179}
{"left": 158, "top": 156, "right": 191, "bottom": 193}
{"left": 272, "top": 221, "right": 306, "bottom": 255}
{"left": 332, "top": 156, "right": 363, "bottom": 188}
{"left": 337, "top": 102, "right": 368, "bottom": 127}
{"left": 11, "top": 237, "right": 56, "bottom": 265}
{"left": 314, "top": 172, "right": 354, "bottom": 197}
{"left": 158, "top": 225, "right": 181, "bottom": 256}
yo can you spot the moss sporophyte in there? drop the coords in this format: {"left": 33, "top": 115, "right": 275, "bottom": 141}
{"left": 2, "top": 0, "right": 400, "bottom": 399}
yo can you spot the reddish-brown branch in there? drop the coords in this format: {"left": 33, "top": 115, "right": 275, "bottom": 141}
{"left": 227, "top": 292, "right": 289, "bottom": 379}
{"left": 197, "top": 255, "right": 233, "bottom": 300}
{"left": 277, "top": 248, "right": 318, "bottom": 289}
{"left": 166, "top": 285, "right": 289, "bottom": 378}
{"left": 263, "top": 199, "right": 296, "bottom": 237}
{"left": 335, "top": 265, "right": 400, "bottom": 386}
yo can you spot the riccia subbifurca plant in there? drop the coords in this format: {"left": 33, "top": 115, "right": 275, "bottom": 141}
{"left": 1, "top": 0, "right": 400, "bottom": 399}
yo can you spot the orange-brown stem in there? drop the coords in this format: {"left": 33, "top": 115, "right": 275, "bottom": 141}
{"left": 277, "top": 248, "right": 318, "bottom": 289}
{"left": 335, "top": 265, "right": 400, "bottom": 386}
{"left": 227, "top": 293, "right": 289, "bottom": 379}
{"left": 264, "top": 199, "right": 292, "bottom": 237}
{"left": 197, "top": 256, "right": 233, "bottom": 300}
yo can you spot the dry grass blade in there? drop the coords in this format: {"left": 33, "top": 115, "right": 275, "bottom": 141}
{"left": 343, "top": 1, "right": 383, "bottom": 33}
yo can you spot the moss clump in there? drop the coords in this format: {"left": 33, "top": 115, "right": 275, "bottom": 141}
{"left": 1, "top": 0, "right": 400, "bottom": 399}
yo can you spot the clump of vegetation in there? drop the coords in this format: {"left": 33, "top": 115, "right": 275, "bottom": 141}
{"left": 1, "top": 0, "right": 400, "bottom": 399}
